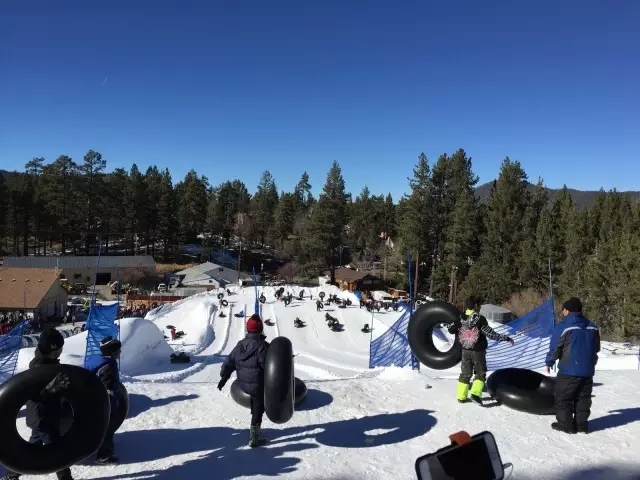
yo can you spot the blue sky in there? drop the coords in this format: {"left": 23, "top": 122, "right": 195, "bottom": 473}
{"left": 0, "top": 1, "right": 637, "bottom": 200}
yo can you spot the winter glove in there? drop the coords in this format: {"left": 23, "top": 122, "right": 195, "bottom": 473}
{"left": 39, "top": 373, "right": 71, "bottom": 400}
{"left": 217, "top": 378, "right": 228, "bottom": 391}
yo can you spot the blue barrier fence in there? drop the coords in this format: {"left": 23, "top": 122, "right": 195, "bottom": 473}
{"left": 83, "top": 303, "right": 120, "bottom": 367}
{"left": 486, "top": 298, "right": 555, "bottom": 370}
{"left": 369, "top": 306, "right": 414, "bottom": 368}
{"left": 0, "top": 322, "right": 26, "bottom": 383}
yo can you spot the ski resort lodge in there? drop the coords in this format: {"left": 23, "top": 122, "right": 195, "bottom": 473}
{"left": 0, "top": 267, "right": 68, "bottom": 319}
{"left": 2, "top": 255, "right": 156, "bottom": 286}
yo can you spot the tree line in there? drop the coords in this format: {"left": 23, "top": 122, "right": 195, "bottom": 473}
{"left": 0, "top": 149, "right": 638, "bottom": 340}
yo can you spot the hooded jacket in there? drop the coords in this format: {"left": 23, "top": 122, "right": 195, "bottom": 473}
{"left": 24, "top": 348, "right": 70, "bottom": 433}
{"left": 220, "top": 333, "right": 269, "bottom": 397}
{"left": 545, "top": 313, "right": 600, "bottom": 377}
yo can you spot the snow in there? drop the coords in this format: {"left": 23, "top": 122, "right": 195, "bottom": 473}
{"left": 10, "top": 285, "right": 640, "bottom": 479}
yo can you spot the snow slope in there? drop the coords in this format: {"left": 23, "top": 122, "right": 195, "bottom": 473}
{"left": 9, "top": 285, "right": 640, "bottom": 479}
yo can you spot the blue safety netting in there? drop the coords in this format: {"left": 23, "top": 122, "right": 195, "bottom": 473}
{"left": 369, "top": 306, "right": 417, "bottom": 368}
{"left": 83, "top": 303, "right": 119, "bottom": 368}
{"left": 486, "top": 298, "right": 555, "bottom": 370}
{"left": 0, "top": 322, "right": 27, "bottom": 383}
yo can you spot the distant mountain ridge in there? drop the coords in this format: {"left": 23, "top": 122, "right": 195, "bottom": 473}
{"left": 474, "top": 181, "right": 640, "bottom": 209}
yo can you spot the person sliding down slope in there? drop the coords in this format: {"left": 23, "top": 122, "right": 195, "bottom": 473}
{"left": 218, "top": 314, "right": 270, "bottom": 447}
{"left": 448, "top": 298, "right": 515, "bottom": 405}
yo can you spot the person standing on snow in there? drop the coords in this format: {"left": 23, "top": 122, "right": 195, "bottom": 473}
{"left": 217, "top": 314, "right": 270, "bottom": 447}
{"left": 545, "top": 297, "right": 600, "bottom": 434}
{"left": 2, "top": 329, "right": 74, "bottom": 480}
{"left": 448, "top": 298, "right": 515, "bottom": 405}
{"left": 85, "top": 336, "right": 122, "bottom": 464}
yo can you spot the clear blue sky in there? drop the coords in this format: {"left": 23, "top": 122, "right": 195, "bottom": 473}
{"left": 1, "top": 0, "right": 638, "bottom": 200}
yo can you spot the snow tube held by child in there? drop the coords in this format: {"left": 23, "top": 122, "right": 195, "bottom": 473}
{"left": 220, "top": 299, "right": 229, "bottom": 307}
{"left": 259, "top": 295, "right": 266, "bottom": 304}
{"left": 407, "top": 301, "right": 462, "bottom": 370}
{"left": 318, "top": 291, "right": 325, "bottom": 299}
{"left": 264, "top": 336, "right": 295, "bottom": 424}
{"left": 217, "top": 293, "right": 224, "bottom": 300}
{"left": 60, "top": 381, "right": 129, "bottom": 435}
{"left": 0, "top": 364, "right": 110, "bottom": 475}
{"left": 230, "top": 377, "right": 307, "bottom": 409}
{"left": 487, "top": 368, "right": 556, "bottom": 415}
{"left": 284, "top": 296, "right": 291, "bottom": 306}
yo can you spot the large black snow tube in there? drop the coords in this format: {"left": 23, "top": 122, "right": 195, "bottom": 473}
{"left": 0, "top": 364, "right": 110, "bottom": 475}
{"left": 487, "top": 368, "right": 556, "bottom": 415}
{"left": 230, "top": 377, "right": 307, "bottom": 409}
{"left": 318, "top": 291, "right": 325, "bottom": 299}
{"left": 264, "top": 336, "right": 295, "bottom": 424}
{"left": 407, "top": 301, "right": 462, "bottom": 370}
{"left": 60, "top": 381, "right": 129, "bottom": 435}
{"left": 220, "top": 299, "right": 229, "bottom": 307}
{"left": 217, "top": 293, "right": 224, "bottom": 300}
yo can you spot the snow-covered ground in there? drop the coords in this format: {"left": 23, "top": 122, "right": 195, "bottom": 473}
{"left": 11, "top": 285, "right": 640, "bottom": 479}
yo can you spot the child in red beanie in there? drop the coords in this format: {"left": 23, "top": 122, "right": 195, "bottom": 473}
{"left": 218, "top": 313, "right": 270, "bottom": 447}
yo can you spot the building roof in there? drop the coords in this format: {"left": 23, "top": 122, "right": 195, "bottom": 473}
{"left": 2, "top": 255, "right": 156, "bottom": 270}
{"left": 333, "top": 267, "right": 370, "bottom": 282}
{"left": 178, "top": 262, "right": 249, "bottom": 285}
{"left": 0, "top": 268, "right": 63, "bottom": 309}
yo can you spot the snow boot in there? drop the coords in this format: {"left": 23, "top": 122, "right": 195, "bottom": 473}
{"left": 551, "top": 422, "right": 576, "bottom": 434}
{"left": 249, "top": 424, "right": 268, "bottom": 448}
{"left": 470, "top": 379, "right": 485, "bottom": 405}
{"left": 456, "top": 381, "right": 470, "bottom": 403}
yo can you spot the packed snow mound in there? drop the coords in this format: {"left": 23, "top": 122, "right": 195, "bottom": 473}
{"left": 148, "top": 294, "right": 217, "bottom": 354}
{"left": 116, "top": 317, "right": 175, "bottom": 375}
{"left": 15, "top": 318, "right": 173, "bottom": 377}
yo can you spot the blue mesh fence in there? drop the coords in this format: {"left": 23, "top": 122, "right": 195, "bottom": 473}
{"left": 83, "top": 303, "right": 120, "bottom": 368}
{"left": 369, "top": 307, "right": 414, "bottom": 368}
{"left": 486, "top": 298, "right": 555, "bottom": 370}
{"left": 0, "top": 322, "right": 27, "bottom": 383}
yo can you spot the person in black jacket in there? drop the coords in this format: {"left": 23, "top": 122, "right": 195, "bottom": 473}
{"left": 217, "top": 314, "right": 270, "bottom": 448}
{"left": 2, "top": 329, "right": 74, "bottom": 480}
{"left": 85, "top": 336, "right": 122, "bottom": 464}
{"left": 448, "top": 298, "right": 515, "bottom": 405}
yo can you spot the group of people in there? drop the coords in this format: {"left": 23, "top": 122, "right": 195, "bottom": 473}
{"left": 450, "top": 296, "right": 600, "bottom": 434}
{"left": 1, "top": 331, "right": 123, "bottom": 480}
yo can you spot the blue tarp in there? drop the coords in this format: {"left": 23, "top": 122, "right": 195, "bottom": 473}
{"left": 0, "top": 322, "right": 26, "bottom": 383}
{"left": 83, "top": 303, "right": 119, "bottom": 368}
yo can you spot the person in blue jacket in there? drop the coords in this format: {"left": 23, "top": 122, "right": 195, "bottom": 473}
{"left": 217, "top": 314, "right": 270, "bottom": 448}
{"left": 545, "top": 297, "right": 600, "bottom": 434}
{"left": 85, "top": 336, "right": 122, "bottom": 463}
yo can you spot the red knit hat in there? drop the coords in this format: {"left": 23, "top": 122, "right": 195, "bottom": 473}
{"left": 246, "top": 314, "right": 263, "bottom": 334}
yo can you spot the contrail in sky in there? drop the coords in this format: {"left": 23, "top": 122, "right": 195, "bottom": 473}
{"left": 102, "top": 78, "right": 108, "bottom": 85}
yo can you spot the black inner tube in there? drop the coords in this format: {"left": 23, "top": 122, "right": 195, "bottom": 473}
{"left": 0, "top": 364, "right": 111, "bottom": 475}
{"left": 407, "top": 301, "right": 462, "bottom": 370}
{"left": 264, "top": 337, "right": 295, "bottom": 424}
{"left": 220, "top": 299, "right": 229, "bottom": 307}
{"left": 487, "top": 368, "right": 556, "bottom": 415}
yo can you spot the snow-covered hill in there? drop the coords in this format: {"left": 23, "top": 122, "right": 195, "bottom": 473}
{"left": 11, "top": 285, "right": 640, "bottom": 479}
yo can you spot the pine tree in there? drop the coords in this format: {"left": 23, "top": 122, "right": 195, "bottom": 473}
{"left": 78, "top": 150, "right": 107, "bottom": 251}
{"left": 464, "top": 158, "right": 530, "bottom": 302}
{"left": 41, "top": 155, "right": 79, "bottom": 253}
{"left": 397, "top": 153, "right": 432, "bottom": 290}
{"left": 302, "top": 161, "right": 348, "bottom": 281}
{"left": 251, "top": 171, "right": 279, "bottom": 246}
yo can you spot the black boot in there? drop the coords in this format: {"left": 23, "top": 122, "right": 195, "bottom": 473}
{"left": 249, "top": 424, "right": 268, "bottom": 448}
